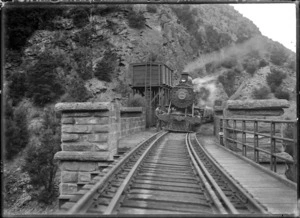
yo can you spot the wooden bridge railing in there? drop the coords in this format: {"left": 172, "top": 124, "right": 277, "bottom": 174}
{"left": 219, "top": 117, "right": 297, "bottom": 173}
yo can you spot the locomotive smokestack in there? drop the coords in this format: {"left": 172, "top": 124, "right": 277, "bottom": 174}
{"left": 180, "top": 72, "right": 189, "bottom": 82}
{"left": 180, "top": 72, "right": 192, "bottom": 84}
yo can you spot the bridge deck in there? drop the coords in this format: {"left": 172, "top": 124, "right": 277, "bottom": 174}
{"left": 197, "top": 134, "right": 297, "bottom": 215}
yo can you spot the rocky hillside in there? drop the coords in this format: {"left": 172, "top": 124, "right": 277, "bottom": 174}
{"left": 4, "top": 4, "right": 269, "bottom": 103}
{"left": 4, "top": 4, "right": 296, "bottom": 214}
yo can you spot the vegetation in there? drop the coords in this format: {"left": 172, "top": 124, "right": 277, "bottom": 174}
{"left": 94, "top": 51, "right": 118, "bottom": 82}
{"left": 92, "top": 5, "right": 122, "bottom": 16}
{"left": 287, "top": 59, "right": 296, "bottom": 71}
{"left": 246, "top": 49, "right": 261, "bottom": 59}
{"left": 252, "top": 86, "right": 270, "bottom": 99}
{"left": 5, "top": 49, "right": 23, "bottom": 66}
{"left": 282, "top": 122, "right": 297, "bottom": 182}
{"left": 171, "top": 6, "right": 206, "bottom": 49}
{"left": 7, "top": 72, "right": 28, "bottom": 106}
{"left": 114, "top": 81, "right": 132, "bottom": 97}
{"left": 26, "top": 53, "right": 65, "bottom": 107}
{"left": 22, "top": 107, "right": 61, "bottom": 204}
{"left": 5, "top": 100, "right": 29, "bottom": 160}
{"left": 5, "top": 7, "right": 64, "bottom": 51}
{"left": 127, "top": 94, "right": 146, "bottom": 107}
{"left": 266, "top": 68, "right": 286, "bottom": 92}
{"left": 269, "top": 44, "right": 288, "bottom": 66}
{"left": 220, "top": 56, "right": 238, "bottom": 69}
{"left": 205, "top": 25, "right": 226, "bottom": 51}
{"left": 274, "top": 88, "right": 290, "bottom": 100}
{"left": 259, "top": 59, "right": 268, "bottom": 68}
{"left": 127, "top": 11, "right": 146, "bottom": 29}
{"left": 74, "top": 28, "right": 94, "bottom": 47}
{"left": 218, "top": 70, "right": 237, "bottom": 97}
{"left": 73, "top": 48, "right": 93, "bottom": 80}
{"left": 242, "top": 58, "right": 258, "bottom": 75}
{"left": 205, "top": 62, "right": 218, "bottom": 74}
{"left": 69, "top": 7, "right": 90, "bottom": 28}
{"left": 146, "top": 5, "right": 157, "bottom": 13}
{"left": 62, "top": 78, "right": 92, "bottom": 102}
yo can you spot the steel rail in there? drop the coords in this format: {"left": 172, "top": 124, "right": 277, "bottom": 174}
{"left": 103, "top": 131, "right": 168, "bottom": 214}
{"left": 67, "top": 131, "right": 164, "bottom": 214}
{"left": 185, "top": 134, "right": 227, "bottom": 214}
{"left": 194, "top": 134, "right": 269, "bottom": 214}
{"left": 186, "top": 134, "right": 238, "bottom": 214}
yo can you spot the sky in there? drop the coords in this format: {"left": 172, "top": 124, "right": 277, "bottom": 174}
{"left": 230, "top": 3, "right": 296, "bottom": 52}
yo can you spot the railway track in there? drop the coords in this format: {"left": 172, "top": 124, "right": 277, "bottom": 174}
{"left": 62, "top": 132, "right": 268, "bottom": 215}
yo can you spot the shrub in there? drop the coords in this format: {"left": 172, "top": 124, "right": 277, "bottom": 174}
{"left": 282, "top": 122, "right": 295, "bottom": 155}
{"left": 266, "top": 68, "right": 286, "bottom": 92}
{"left": 114, "top": 81, "right": 132, "bottom": 97}
{"left": 127, "top": 11, "right": 145, "bottom": 29}
{"left": 218, "top": 70, "right": 236, "bottom": 97}
{"left": 127, "top": 94, "right": 146, "bottom": 107}
{"left": 205, "top": 25, "right": 221, "bottom": 51}
{"left": 69, "top": 7, "right": 90, "bottom": 28}
{"left": 5, "top": 49, "right": 22, "bottom": 66}
{"left": 94, "top": 51, "right": 117, "bottom": 82}
{"left": 74, "top": 28, "right": 94, "bottom": 47}
{"left": 252, "top": 86, "right": 270, "bottom": 99}
{"left": 5, "top": 100, "right": 29, "bottom": 160}
{"left": 92, "top": 5, "right": 121, "bottom": 16}
{"left": 172, "top": 6, "right": 194, "bottom": 32}
{"left": 274, "top": 88, "right": 290, "bottom": 100}
{"left": 282, "top": 122, "right": 297, "bottom": 182}
{"left": 242, "top": 58, "right": 258, "bottom": 75}
{"left": 26, "top": 53, "right": 65, "bottom": 106}
{"left": 62, "top": 78, "right": 91, "bottom": 102}
{"left": 146, "top": 5, "right": 157, "bottom": 13}
{"left": 246, "top": 50, "right": 260, "bottom": 59}
{"left": 287, "top": 59, "right": 296, "bottom": 71}
{"left": 73, "top": 48, "right": 93, "bottom": 80}
{"left": 259, "top": 59, "right": 268, "bottom": 68}
{"left": 172, "top": 6, "right": 218, "bottom": 50}
{"left": 22, "top": 107, "right": 61, "bottom": 204}
{"left": 5, "top": 7, "right": 64, "bottom": 50}
{"left": 270, "top": 45, "right": 288, "bottom": 66}
{"left": 221, "top": 56, "right": 238, "bottom": 69}
{"left": 236, "top": 25, "right": 252, "bottom": 43}
{"left": 7, "top": 72, "right": 28, "bottom": 106}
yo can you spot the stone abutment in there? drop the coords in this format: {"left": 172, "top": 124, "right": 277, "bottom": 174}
{"left": 54, "top": 102, "right": 145, "bottom": 199}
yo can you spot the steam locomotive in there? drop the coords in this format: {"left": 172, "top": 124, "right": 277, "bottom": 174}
{"left": 156, "top": 72, "right": 202, "bottom": 132}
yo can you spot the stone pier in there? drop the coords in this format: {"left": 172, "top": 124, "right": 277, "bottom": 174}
{"left": 54, "top": 102, "right": 145, "bottom": 200}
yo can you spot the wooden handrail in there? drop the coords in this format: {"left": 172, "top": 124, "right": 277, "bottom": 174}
{"left": 219, "top": 117, "right": 297, "bottom": 173}
{"left": 221, "top": 117, "right": 296, "bottom": 123}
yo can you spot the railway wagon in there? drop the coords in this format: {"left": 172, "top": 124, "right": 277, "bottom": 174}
{"left": 157, "top": 72, "right": 202, "bottom": 132}
{"left": 131, "top": 62, "right": 173, "bottom": 88}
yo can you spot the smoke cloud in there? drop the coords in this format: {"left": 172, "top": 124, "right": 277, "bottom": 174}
{"left": 183, "top": 36, "right": 266, "bottom": 73}
{"left": 192, "top": 76, "right": 217, "bottom": 108}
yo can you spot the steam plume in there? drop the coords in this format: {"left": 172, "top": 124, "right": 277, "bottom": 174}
{"left": 184, "top": 36, "right": 266, "bottom": 73}
{"left": 192, "top": 76, "right": 217, "bottom": 108}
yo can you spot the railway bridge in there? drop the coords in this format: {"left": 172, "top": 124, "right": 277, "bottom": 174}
{"left": 54, "top": 99, "right": 297, "bottom": 215}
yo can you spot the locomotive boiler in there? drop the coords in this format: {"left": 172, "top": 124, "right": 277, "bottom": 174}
{"left": 156, "top": 72, "right": 202, "bottom": 132}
